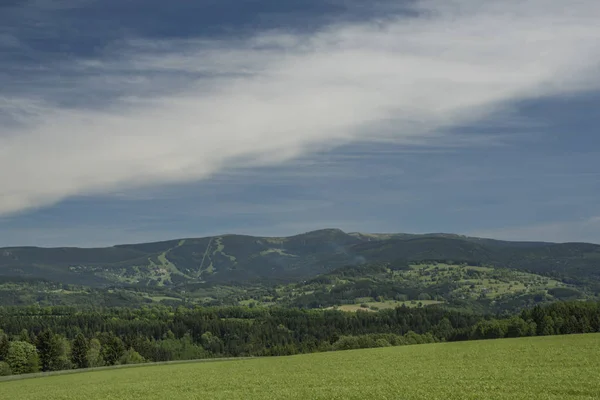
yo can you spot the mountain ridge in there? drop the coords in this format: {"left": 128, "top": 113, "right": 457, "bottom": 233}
{"left": 1, "top": 228, "right": 570, "bottom": 250}
{"left": 1, "top": 229, "right": 599, "bottom": 288}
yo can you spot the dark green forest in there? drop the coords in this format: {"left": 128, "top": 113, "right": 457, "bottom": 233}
{"left": 1, "top": 301, "right": 599, "bottom": 376}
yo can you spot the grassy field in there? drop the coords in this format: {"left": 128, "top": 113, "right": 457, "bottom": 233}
{"left": 2, "top": 334, "right": 599, "bottom": 399}
{"left": 330, "top": 299, "right": 444, "bottom": 312}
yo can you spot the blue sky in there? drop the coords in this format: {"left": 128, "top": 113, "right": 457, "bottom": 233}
{"left": 1, "top": 0, "right": 599, "bottom": 247}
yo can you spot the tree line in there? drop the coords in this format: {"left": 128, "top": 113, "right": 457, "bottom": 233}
{"left": 1, "top": 300, "right": 599, "bottom": 376}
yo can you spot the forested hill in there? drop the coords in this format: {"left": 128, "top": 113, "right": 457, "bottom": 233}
{"left": 1, "top": 229, "right": 599, "bottom": 287}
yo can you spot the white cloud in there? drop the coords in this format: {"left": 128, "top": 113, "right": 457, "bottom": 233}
{"left": 1, "top": 0, "right": 600, "bottom": 216}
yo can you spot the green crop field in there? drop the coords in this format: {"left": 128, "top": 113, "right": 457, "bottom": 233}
{"left": 2, "top": 334, "right": 599, "bottom": 400}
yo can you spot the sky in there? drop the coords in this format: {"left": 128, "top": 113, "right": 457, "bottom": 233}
{"left": 1, "top": 0, "right": 599, "bottom": 247}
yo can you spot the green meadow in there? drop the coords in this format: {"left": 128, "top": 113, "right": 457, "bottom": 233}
{"left": 2, "top": 334, "right": 599, "bottom": 400}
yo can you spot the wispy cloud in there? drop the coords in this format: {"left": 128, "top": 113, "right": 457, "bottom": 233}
{"left": 1, "top": 0, "right": 600, "bottom": 216}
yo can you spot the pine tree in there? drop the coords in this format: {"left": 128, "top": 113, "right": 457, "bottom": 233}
{"left": 71, "top": 333, "right": 90, "bottom": 369}
{"left": 99, "top": 333, "right": 125, "bottom": 366}
{"left": 0, "top": 330, "right": 9, "bottom": 361}
{"left": 36, "top": 330, "right": 62, "bottom": 372}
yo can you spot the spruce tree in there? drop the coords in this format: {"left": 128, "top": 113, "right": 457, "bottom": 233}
{"left": 0, "top": 330, "right": 9, "bottom": 361}
{"left": 71, "top": 333, "right": 90, "bottom": 369}
{"left": 36, "top": 330, "right": 62, "bottom": 371}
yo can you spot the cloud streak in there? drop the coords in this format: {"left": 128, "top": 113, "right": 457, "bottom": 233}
{"left": 2, "top": 0, "right": 600, "bottom": 215}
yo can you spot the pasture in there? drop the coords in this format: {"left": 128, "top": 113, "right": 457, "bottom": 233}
{"left": 2, "top": 334, "right": 599, "bottom": 399}
{"left": 331, "top": 299, "right": 444, "bottom": 311}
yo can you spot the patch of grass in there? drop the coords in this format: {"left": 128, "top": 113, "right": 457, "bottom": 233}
{"left": 259, "top": 249, "right": 298, "bottom": 257}
{"left": 238, "top": 299, "right": 275, "bottom": 307}
{"left": 146, "top": 296, "right": 182, "bottom": 303}
{"left": 213, "top": 237, "right": 237, "bottom": 262}
{"left": 400, "top": 263, "right": 572, "bottom": 301}
{"left": 204, "top": 262, "right": 215, "bottom": 275}
{"left": 2, "top": 334, "right": 599, "bottom": 399}
{"left": 332, "top": 300, "right": 443, "bottom": 312}
{"left": 48, "top": 289, "right": 86, "bottom": 295}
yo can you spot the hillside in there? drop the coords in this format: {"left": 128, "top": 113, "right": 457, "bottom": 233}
{"left": 2, "top": 334, "right": 599, "bottom": 399}
{"left": 1, "top": 229, "right": 599, "bottom": 289}
{"left": 267, "top": 262, "right": 589, "bottom": 313}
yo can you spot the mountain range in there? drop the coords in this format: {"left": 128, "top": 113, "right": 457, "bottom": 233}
{"left": 2, "top": 229, "right": 599, "bottom": 288}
